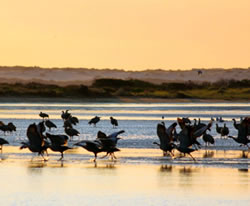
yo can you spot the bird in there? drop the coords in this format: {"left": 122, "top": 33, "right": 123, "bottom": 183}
{"left": 228, "top": 135, "right": 250, "bottom": 149}
{"left": 202, "top": 133, "right": 215, "bottom": 146}
{"left": 174, "top": 119, "right": 212, "bottom": 161}
{"left": 232, "top": 118, "right": 240, "bottom": 130}
{"left": 220, "top": 123, "right": 229, "bottom": 137}
{"left": 37, "top": 121, "right": 46, "bottom": 135}
{"left": 154, "top": 122, "right": 177, "bottom": 156}
{"left": 64, "top": 127, "right": 80, "bottom": 141}
{"left": 61, "top": 110, "right": 71, "bottom": 121}
{"left": 46, "top": 133, "right": 71, "bottom": 160}
{"left": 195, "top": 118, "right": 207, "bottom": 130}
{"left": 20, "top": 123, "right": 48, "bottom": 160}
{"left": 172, "top": 144, "right": 197, "bottom": 161}
{"left": 69, "top": 116, "right": 79, "bottom": 125}
{"left": 97, "top": 130, "right": 124, "bottom": 159}
{"left": 228, "top": 117, "right": 250, "bottom": 149}
{"left": 177, "top": 118, "right": 212, "bottom": 149}
{"left": 74, "top": 140, "right": 103, "bottom": 162}
{"left": 0, "top": 137, "right": 9, "bottom": 153}
{"left": 216, "top": 117, "right": 224, "bottom": 122}
{"left": 7, "top": 122, "right": 16, "bottom": 133}
{"left": 63, "top": 119, "right": 73, "bottom": 129}
{"left": 216, "top": 123, "right": 223, "bottom": 137}
{"left": 45, "top": 119, "right": 57, "bottom": 131}
{"left": 110, "top": 117, "right": 118, "bottom": 128}
{"left": 0, "top": 124, "right": 9, "bottom": 135}
{"left": 39, "top": 112, "right": 49, "bottom": 119}
{"left": 88, "top": 116, "right": 100, "bottom": 127}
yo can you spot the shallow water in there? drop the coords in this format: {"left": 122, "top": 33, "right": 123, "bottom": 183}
{"left": 0, "top": 101, "right": 249, "bottom": 205}
{"left": 0, "top": 148, "right": 249, "bottom": 206}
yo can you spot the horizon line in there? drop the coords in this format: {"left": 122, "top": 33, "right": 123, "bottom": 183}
{"left": 0, "top": 65, "right": 249, "bottom": 72}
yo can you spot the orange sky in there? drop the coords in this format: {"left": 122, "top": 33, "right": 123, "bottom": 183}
{"left": 1, "top": 0, "right": 250, "bottom": 70}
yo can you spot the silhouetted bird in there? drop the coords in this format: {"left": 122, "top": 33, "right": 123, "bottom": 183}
{"left": 39, "top": 112, "right": 49, "bottom": 119}
{"left": 154, "top": 122, "right": 177, "bottom": 156}
{"left": 216, "top": 123, "right": 222, "bottom": 136}
{"left": 20, "top": 123, "right": 48, "bottom": 160}
{"left": 64, "top": 119, "right": 73, "bottom": 129}
{"left": 97, "top": 130, "right": 124, "bottom": 159}
{"left": 74, "top": 140, "right": 103, "bottom": 162}
{"left": 0, "top": 137, "right": 9, "bottom": 153}
{"left": 7, "top": 122, "right": 16, "bottom": 133}
{"left": 228, "top": 117, "right": 250, "bottom": 148}
{"left": 174, "top": 119, "right": 212, "bottom": 161}
{"left": 172, "top": 144, "right": 197, "bottom": 161}
{"left": 202, "top": 133, "right": 215, "bottom": 146}
{"left": 197, "top": 70, "right": 202, "bottom": 75}
{"left": 0, "top": 124, "right": 9, "bottom": 135}
{"left": 37, "top": 121, "right": 46, "bottom": 135}
{"left": 69, "top": 116, "right": 79, "bottom": 125}
{"left": 232, "top": 118, "right": 240, "bottom": 130}
{"left": 88, "top": 116, "right": 100, "bottom": 127}
{"left": 221, "top": 123, "right": 229, "bottom": 137}
{"left": 216, "top": 117, "right": 224, "bottom": 122}
{"left": 45, "top": 120, "right": 57, "bottom": 131}
{"left": 46, "top": 133, "right": 71, "bottom": 160}
{"left": 110, "top": 117, "right": 118, "bottom": 128}
{"left": 64, "top": 127, "right": 80, "bottom": 141}
{"left": 61, "top": 110, "right": 71, "bottom": 121}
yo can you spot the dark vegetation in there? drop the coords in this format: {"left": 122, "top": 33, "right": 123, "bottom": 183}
{"left": 0, "top": 79, "right": 249, "bottom": 100}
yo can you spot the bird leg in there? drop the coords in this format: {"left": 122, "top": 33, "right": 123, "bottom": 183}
{"left": 100, "top": 154, "right": 109, "bottom": 159}
{"left": 163, "top": 151, "right": 168, "bottom": 156}
{"left": 41, "top": 153, "right": 48, "bottom": 162}
{"left": 93, "top": 154, "right": 97, "bottom": 162}
{"left": 170, "top": 151, "right": 174, "bottom": 157}
{"left": 112, "top": 153, "right": 117, "bottom": 159}
{"left": 58, "top": 152, "right": 64, "bottom": 161}
{"left": 188, "top": 153, "right": 196, "bottom": 162}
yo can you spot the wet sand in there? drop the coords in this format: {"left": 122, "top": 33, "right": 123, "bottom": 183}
{"left": 0, "top": 146, "right": 249, "bottom": 206}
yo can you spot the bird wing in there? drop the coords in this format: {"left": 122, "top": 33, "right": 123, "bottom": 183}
{"left": 178, "top": 127, "right": 192, "bottom": 148}
{"left": 157, "top": 123, "right": 170, "bottom": 145}
{"left": 97, "top": 131, "right": 107, "bottom": 139}
{"left": 193, "top": 121, "right": 212, "bottom": 138}
{"left": 166, "top": 122, "right": 177, "bottom": 141}
{"left": 177, "top": 118, "right": 185, "bottom": 129}
{"left": 46, "top": 133, "right": 68, "bottom": 145}
{"left": 27, "top": 123, "right": 43, "bottom": 146}
{"left": 108, "top": 130, "right": 125, "bottom": 139}
{"left": 75, "top": 140, "right": 102, "bottom": 148}
{"left": 45, "top": 120, "right": 57, "bottom": 128}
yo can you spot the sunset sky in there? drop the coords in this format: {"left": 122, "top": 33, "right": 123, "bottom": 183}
{"left": 1, "top": 0, "right": 250, "bottom": 70}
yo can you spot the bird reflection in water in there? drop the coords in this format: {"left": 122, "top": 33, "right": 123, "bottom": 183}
{"left": 240, "top": 150, "right": 249, "bottom": 159}
{"left": 27, "top": 161, "right": 47, "bottom": 175}
{"left": 89, "top": 161, "right": 117, "bottom": 169}
{"left": 159, "top": 165, "right": 173, "bottom": 173}
{"left": 238, "top": 168, "right": 248, "bottom": 173}
{"left": 203, "top": 150, "right": 215, "bottom": 158}
{"left": 179, "top": 167, "right": 198, "bottom": 176}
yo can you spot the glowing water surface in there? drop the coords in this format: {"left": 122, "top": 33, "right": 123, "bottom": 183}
{"left": 0, "top": 102, "right": 249, "bottom": 205}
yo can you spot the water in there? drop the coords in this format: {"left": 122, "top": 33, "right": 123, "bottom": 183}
{"left": 0, "top": 101, "right": 250, "bottom": 205}
{"left": 0, "top": 102, "right": 249, "bottom": 150}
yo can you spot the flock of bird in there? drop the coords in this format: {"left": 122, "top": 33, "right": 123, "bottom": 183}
{"left": 0, "top": 110, "right": 249, "bottom": 162}
{"left": 155, "top": 117, "right": 250, "bottom": 161}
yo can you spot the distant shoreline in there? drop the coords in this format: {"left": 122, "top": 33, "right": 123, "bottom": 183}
{"left": 0, "top": 66, "right": 249, "bottom": 86}
{"left": 0, "top": 97, "right": 248, "bottom": 103}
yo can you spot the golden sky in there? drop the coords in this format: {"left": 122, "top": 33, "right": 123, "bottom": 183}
{"left": 1, "top": 0, "right": 250, "bottom": 70}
